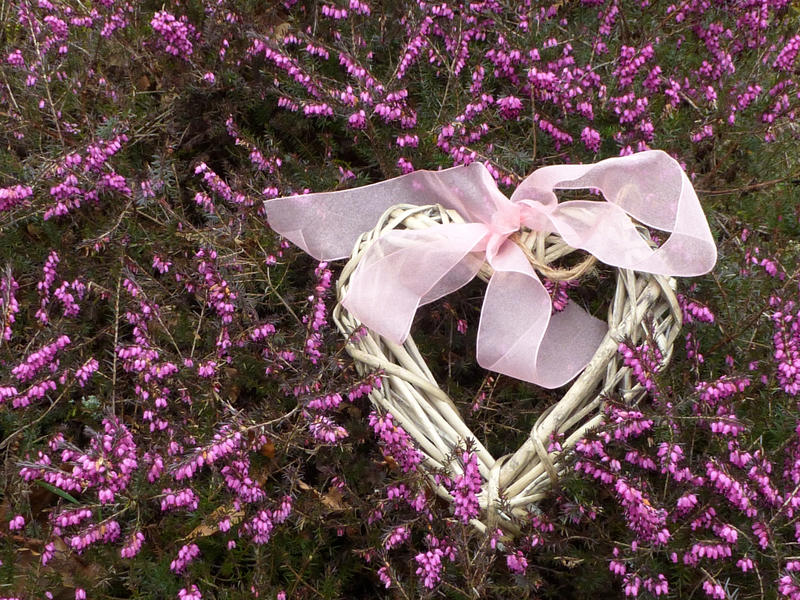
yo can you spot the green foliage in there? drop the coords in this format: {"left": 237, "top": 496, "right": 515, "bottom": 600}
{"left": 1, "top": 0, "right": 800, "bottom": 598}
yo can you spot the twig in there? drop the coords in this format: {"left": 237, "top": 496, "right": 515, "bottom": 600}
{"left": 264, "top": 260, "right": 302, "bottom": 327}
{"left": 25, "top": 13, "right": 64, "bottom": 146}
{"left": 242, "top": 406, "right": 301, "bottom": 433}
{"left": 0, "top": 264, "right": 13, "bottom": 352}
{"left": 434, "top": 18, "right": 463, "bottom": 123}
{"left": 0, "top": 378, "right": 73, "bottom": 453}
{"left": 696, "top": 174, "right": 799, "bottom": 196}
{"left": 79, "top": 199, "right": 134, "bottom": 251}
{"left": 190, "top": 302, "right": 205, "bottom": 361}
{"left": 111, "top": 257, "right": 122, "bottom": 412}
{"left": 286, "top": 550, "right": 326, "bottom": 599}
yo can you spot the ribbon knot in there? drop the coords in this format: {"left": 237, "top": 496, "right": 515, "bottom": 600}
{"left": 265, "top": 150, "right": 716, "bottom": 388}
{"left": 488, "top": 201, "right": 521, "bottom": 235}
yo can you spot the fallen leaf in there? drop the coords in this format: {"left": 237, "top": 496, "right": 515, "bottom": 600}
{"left": 184, "top": 506, "right": 244, "bottom": 541}
{"left": 260, "top": 439, "right": 275, "bottom": 458}
{"left": 321, "top": 486, "right": 349, "bottom": 512}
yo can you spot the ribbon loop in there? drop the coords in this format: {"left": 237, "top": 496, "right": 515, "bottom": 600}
{"left": 342, "top": 224, "right": 487, "bottom": 343}
{"left": 264, "top": 150, "right": 717, "bottom": 388}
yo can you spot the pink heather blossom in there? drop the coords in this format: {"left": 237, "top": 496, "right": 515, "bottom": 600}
{"left": 349, "top": 0, "right": 370, "bottom": 15}
{"left": 774, "top": 34, "right": 800, "bottom": 71}
{"left": 151, "top": 11, "right": 196, "bottom": 60}
{"left": 644, "top": 574, "right": 669, "bottom": 596}
{"left": 41, "top": 542, "right": 55, "bottom": 566}
{"left": 384, "top": 526, "right": 410, "bottom": 550}
{"left": 170, "top": 543, "right": 200, "bottom": 573}
{"left": 51, "top": 507, "right": 93, "bottom": 529}
{"left": 415, "top": 548, "right": 444, "bottom": 588}
{"left": 19, "top": 418, "right": 137, "bottom": 517}
{"left": 307, "top": 414, "right": 348, "bottom": 443}
{"left": 66, "top": 519, "right": 120, "bottom": 552}
{"left": 177, "top": 584, "right": 202, "bottom": 600}
{"left": 610, "top": 558, "right": 627, "bottom": 576}
{"left": 691, "top": 124, "right": 714, "bottom": 143}
{"left": 0, "top": 274, "right": 20, "bottom": 341}
{"left": 614, "top": 478, "right": 669, "bottom": 546}
{"left": 0, "top": 184, "right": 33, "bottom": 211}
{"left": 397, "top": 157, "right": 414, "bottom": 174}
{"left": 678, "top": 294, "right": 715, "bottom": 323}
{"left": 496, "top": 95, "right": 524, "bottom": 119}
{"left": 702, "top": 580, "right": 726, "bottom": 599}
{"left": 771, "top": 297, "right": 800, "bottom": 395}
{"left": 306, "top": 393, "right": 343, "bottom": 411}
{"left": 302, "top": 262, "right": 331, "bottom": 362}
{"left": 160, "top": 487, "right": 199, "bottom": 512}
{"left": 348, "top": 110, "right": 367, "bottom": 129}
{"left": 120, "top": 532, "right": 145, "bottom": 558}
{"left": 54, "top": 278, "right": 86, "bottom": 317}
{"left": 449, "top": 450, "right": 482, "bottom": 523}
{"left": 12, "top": 335, "right": 71, "bottom": 383}
{"left": 6, "top": 49, "right": 24, "bottom": 67}
{"left": 303, "top": 102, "right": 334, "bottom": 118}
{"left": 197, "top": 361, "right": 216, "bottom": 378}
{"left": 245, "top": 510, "right": 274, "bottom": 544}
{"left": 321, "top": 4, "right": 348, "bottom": 19}
{"left": 377, "top": 566, "right": 392, "bottom": 588}
{"left": 543, "top": 278, "right": 574, "bottom": 313}
{"left": 35, "top": 251, "right": 60, "bottom": 323}
{"left": 618, "top": 342, "right": 662, "bottom": 392}
{"left": 737, "top": 557, "right": 754, "bottom": 572}
{"left": 84, "top": 135, "right": 128, "bottom": 173}
{"left": 414, "top": 536, "right": 456, "bottom": 589}
{"left": 220, "top": 459, "right": 267, "bottom": 504}
{"left": 369, "top": 411, "right": 422, "bottom": 472}
{"left": 74, "top": 358, "right": 98, "bottom": 387}
{"left": 395, "top": 134, "right": 419, "bottom": 148}
{"left": 623, "top": 573, "right": 642, "bottom": 597}
{"left": 8, "top": 515, "right": 25, "bottom": 530}
{"left": 152, "top": 255, "right": 171, "bottom": 274}
{"left": 581, "top": 126, "right": 602, "bottom": 152}
{"left": 506, "top": 550, "right": 528, "bottom": 574}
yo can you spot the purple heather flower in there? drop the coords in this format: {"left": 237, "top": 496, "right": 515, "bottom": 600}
{"left": 177, "top": 584, "right": 202, "bottom": 600}
{"left": 151, "top": 11, "right": 196, "bottom": 60}
{"left": 449, "top": 450, "right": 482, "bottom": 523}
{"left": 506, "top": 550, "right": 528, "bottom": 574}
{"left": 8, "top": 515, "right": 25, "bottom": 531}
{"left": 170, "top": 543, "right": 200, "bottom": 574}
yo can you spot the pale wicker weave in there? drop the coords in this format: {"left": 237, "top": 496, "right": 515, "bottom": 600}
{"left": 331, "top": 203, "right": 682, "bottom": 533}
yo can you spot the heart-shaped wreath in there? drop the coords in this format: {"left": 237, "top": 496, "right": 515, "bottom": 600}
{"left": 265, "top": 151, "right": 716, "bottom": 533}
{"left": 331, "top": 202, "right": 681, "bottom": 532}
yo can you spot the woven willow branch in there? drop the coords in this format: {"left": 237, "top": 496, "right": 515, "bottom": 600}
{"left": 331, "top": 203, "right": 682, "bottom": 533}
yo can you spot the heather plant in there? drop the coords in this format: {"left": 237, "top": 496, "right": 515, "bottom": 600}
{"left": 1, "top": 1, "right": 800, "bottom": 599}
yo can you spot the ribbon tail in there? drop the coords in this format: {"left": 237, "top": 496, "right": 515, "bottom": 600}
{"left": 647, "top": 168, "right": 717, "bottom": 275}
{"left": 543, "top": 200, "right": 667, "bottom": 271}
{"left": 476, "top": 242, "right": 607, "bottom": 388}
{"left": 342, "top": 224, "right": 488, "bottom": 343}
{"left": 536, "top": 303, "right": 607, "bottom": 388}
{"left": 546, "top": 150, "right": 716, "bottom": 276}
{"left": 264, "top": 162, "right": 507, "bottom": 261}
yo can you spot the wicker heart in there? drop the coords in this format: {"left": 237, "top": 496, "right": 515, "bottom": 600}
{"left": 332, "top": 203, "right": 681, "bottom": 533}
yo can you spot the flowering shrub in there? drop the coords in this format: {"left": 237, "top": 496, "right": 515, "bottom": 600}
{"left": 1, "top": 0, "right": 799, "bottom": 598}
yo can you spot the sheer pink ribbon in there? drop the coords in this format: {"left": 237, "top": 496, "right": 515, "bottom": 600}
{"left": 265, "top": 150, "right": 716, "bottom": 388}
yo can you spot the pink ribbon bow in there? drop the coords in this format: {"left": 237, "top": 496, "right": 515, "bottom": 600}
{"left": 265, "top": 150, "right": 716, "bottom": 388}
